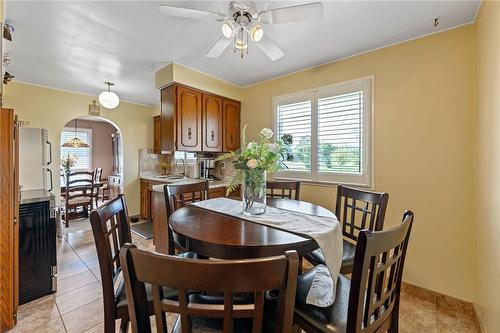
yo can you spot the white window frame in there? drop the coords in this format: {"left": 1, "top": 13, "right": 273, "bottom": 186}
{"left": 273, "top": 76, "right": 374, "bottom": 188}
{"left": 61, "top": 127, "right": 93, "bottom": 171}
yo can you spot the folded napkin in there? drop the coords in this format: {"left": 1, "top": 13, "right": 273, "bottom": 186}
{"left": 191, "top": 198, "right": 342, "bottom": 307}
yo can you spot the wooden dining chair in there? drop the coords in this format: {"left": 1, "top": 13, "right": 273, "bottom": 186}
{"left": 163, "top": 181, "right": 209, "bottom": 255}
{"left": 305, "top": 184, "right": 389, "bottom": 274}
{"left": 90, "top": 194, "right": 132, "bottom": 333}
{"left": 90, "top": 194, "right": 178, "bottom": 333}
{"left": 120, "top": 244, "right": 299, "bottom": 333}
{"left": 294, "top": 211, "right": 414, "bottom": 333}
{"left": 64, "top": 170, "right": 94, "bottom": 227}
{"left": 266, "top": 181, "right": 301, "bottom": 200}
{"left": 92, "top": 167, "right": 103, "bottom": 208}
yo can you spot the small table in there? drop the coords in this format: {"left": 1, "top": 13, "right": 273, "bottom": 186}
{"left": 169, "top": 198, "right": 336, "bottom": 260}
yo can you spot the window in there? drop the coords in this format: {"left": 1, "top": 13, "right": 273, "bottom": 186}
{"left": 274, "top": 77, "right": 372, "bottom": 186}
{"left": 60, "top": 128, "right": 92, "bottom": 170}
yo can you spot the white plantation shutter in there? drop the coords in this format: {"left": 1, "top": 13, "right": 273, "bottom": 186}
{"left": 60, "top": 129, "right": 92, "bottom": 170}
{"left": 317, "top": 91, "right": 363, "bottom": 173}
{"left": 276, "top": 97, "right": 312, "bottom": 172}
{"left": 274, "top": 77, "right": 372, "bottom": 186}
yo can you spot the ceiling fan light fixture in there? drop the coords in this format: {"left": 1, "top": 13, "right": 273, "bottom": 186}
{"left": 222, "top": 20, "right": 234, "bottom": 38}
{"left": 98, "top": 82, "right": 120, "bottom": 109}
{"left": 249, "top": 24, "right": 263, "bottom": 42}
{"left": 234, "top": 38, "right": 248, "bottom": 50}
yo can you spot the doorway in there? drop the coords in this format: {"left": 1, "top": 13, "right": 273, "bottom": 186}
{"left": 59, "top": 116, "right": 123, "bottom": 209}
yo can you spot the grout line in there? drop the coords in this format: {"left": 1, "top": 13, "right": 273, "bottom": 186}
{"left": 81, "top": 321, "right": 104, "bottom": 333}
{"left": 52, "top": 295, "right": 68, "bottom": 333}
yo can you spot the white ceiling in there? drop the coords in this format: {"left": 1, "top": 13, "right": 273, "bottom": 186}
{"left": 4, "top": 1, "right": 480, "bottom": 106}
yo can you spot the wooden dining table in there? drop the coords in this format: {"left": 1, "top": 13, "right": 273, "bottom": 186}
{"left": 168, "top": 198, "right": 337, "bottom": 260}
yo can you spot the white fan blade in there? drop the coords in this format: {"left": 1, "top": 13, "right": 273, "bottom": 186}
{"left": 258, "top": 2, "right": 323, "bottom": 24}
{"left": 158, "top": 5, "right": 225, "bottom": 20}
{"left": 206, "top": 36, "right": 232, "bottom": 58}
{"left": 256, "top": 35, "right": 284, "bottom": 61}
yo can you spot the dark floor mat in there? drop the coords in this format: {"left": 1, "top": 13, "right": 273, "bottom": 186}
{"left": 131, "top": 220, "right": 153, "bottom": 240}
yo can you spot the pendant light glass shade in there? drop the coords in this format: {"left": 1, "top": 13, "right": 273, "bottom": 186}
{"left": 98, "top": 82, "right": 120, "bottom": 109}
{"left": 62, "top": 119, "right": 90, "bottom": 148}
{"left": 62, "top": 137, "right": 90, "bottom": 148}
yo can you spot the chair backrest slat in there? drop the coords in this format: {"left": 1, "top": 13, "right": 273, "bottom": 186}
{"left": 94, "top": 167, "right": 103, "bottom": 182}
{"left": 120, "top": 245, "right": 299, "bottom": 333}
{"left": 66, "top": 170, "right": 94, "bottom": 200}
{"left": 90, "top": 194, "right": 132, "bottom": 321}
{"left": 347, "top": 211, "right": 414, "bottom": 333}
{"left": 336, "top": 185, "right": 389, "bottom": 242}
{"left": 266, "top": 181, "right": 301, "bottom": 200}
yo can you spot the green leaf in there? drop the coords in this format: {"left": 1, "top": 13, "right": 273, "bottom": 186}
{"left": 214, "top": 151, "right": 236, "bottom": 162}
{"left": 225, "top": 170, "right": 244, "bottom": 196}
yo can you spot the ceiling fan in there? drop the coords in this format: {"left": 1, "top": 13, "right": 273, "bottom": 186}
{"left": 159, "top": 1, "right": 323, "bottom": 61}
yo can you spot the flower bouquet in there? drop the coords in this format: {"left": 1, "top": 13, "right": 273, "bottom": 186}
{"left": 217, "top": 125, "right": 293, "bottom": 215}
{"left": 61, "top": 153, "right": 78, "bottom": 181}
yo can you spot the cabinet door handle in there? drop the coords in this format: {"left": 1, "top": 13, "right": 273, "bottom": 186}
{"left": 188, "top": 128, "right": 192, "bottom": 140}
{"left": 211, "top": 130, "right": 215, "bottom": 141}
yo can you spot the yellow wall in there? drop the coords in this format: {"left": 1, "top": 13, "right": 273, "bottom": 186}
{"left": 243, "top": 25, "right": 476, "bottom": 301}
{"left": 155, "top": 63, "right": 243, "bottom": 101}
{"left": 3, "top": 82, "right": 154, "bottom": 215}
{"left": 474, "top": 1, "right": 500, "bottom": 332}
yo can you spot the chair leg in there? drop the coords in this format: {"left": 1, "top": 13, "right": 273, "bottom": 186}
{"left": 104, "top": 317, "right": 116, "bottom": 333}
{"left": 65, "top": 209, "right": 69, "bottom": 228}
{"left": 119, "top": 318, "right": 129, "bottom": 333}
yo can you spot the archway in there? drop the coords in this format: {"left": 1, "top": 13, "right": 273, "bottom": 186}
{"left": 59, "top": 115, "right": 124, "bottom": 206}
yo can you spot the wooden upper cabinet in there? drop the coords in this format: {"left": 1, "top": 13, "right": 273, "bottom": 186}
{"left": 223, "top": 99, "right": 241, "bottom": 152}
{"left": 176, "top": 86, "right": 202, "bottom": 152}
{"left": 158, "top": 84, "right": 240, "bottom": 153}
{"left": 202, "top": 94, "right": 223, "bottom": 152}
{"left": 160, "top": 86, "right": 175, "bottom": 152}
{"left": 153, "top": 116, "right": 161, "bottom": 154}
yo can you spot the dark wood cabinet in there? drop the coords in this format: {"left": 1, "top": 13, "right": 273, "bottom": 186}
{"left": 202, "top": 94, "right": 223, "bottom": 152}
{"left": 0, "top": 109, "right": 19, "bottom": 331}
{"left": 223, "top": 99, "right": 241, "bottom": 152}
{"left": 176, "top": 86, "right": 202, "bottom": 152}
{"left": 153, "top": 115, "right": 161, "bottom": 154}
{"left": 159, "top": 85, "right": 175, "bottom": 152}
{"left": 158, "top": 84, "right": 240, "bottom": 153}
{"left": 152, "top": 190, "right": 168, "bottom": 254}
{"left": 140, "top": 179, "right": 149, "bottom": 219}
{"left": 208, "top": 187, "right": 225, "bottom": 198}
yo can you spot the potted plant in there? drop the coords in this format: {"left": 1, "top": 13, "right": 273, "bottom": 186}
{"left": 217, "top": 125, "right": 293, "bottom": 215}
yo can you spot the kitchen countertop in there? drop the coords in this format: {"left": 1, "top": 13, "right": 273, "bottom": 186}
{"left": 20, "top": 189, "right": 55, "bottom": 205}
{"left": 140, "top": 174, "right": 229, "bottom": 192}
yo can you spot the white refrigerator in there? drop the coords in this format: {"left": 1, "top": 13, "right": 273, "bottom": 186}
{"left": 19, "top": 128, "right": 53, "bottom": 192}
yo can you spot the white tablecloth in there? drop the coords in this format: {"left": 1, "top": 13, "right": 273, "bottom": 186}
{"left": 191, "top": 197, "right": 342, "bottom": 307}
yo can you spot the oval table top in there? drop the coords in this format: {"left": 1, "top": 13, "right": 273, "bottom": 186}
{"left": 169, "top": 198, "right": 336, "bottom": 260}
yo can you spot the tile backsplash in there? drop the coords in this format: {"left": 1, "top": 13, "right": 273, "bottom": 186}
{"left": 138, "top": 149, "right": 235, "bottom": 180}
{"left": 139, "top": 149, "right": 171, "bottom": 175}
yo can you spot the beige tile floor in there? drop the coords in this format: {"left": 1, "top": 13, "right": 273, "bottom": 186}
{"left": 9, "top": 217, "right": 479, "bottom": 333}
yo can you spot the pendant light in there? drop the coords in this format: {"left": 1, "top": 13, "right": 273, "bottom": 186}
{"left": 62, "top": 119, "right": 90, "bottom": 148}
{"left": 98, "top": 81, "right": 120, "bottom": 109}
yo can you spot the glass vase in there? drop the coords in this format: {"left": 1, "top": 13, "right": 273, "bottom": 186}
{"left": 242, "top": 169, "right": 267, "bottom": 215}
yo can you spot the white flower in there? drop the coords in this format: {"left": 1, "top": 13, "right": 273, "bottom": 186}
{"left": 246, "top": 159, "right": 258, "bottom": 169}
{"left": 247, "top": 142, "right": 256, "bottom": 150}
{"left": 268, "top": 143, "right": 280, "bottom": 153}
{"left": 260, "top": 128, "right": 273, "bottom": 139}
